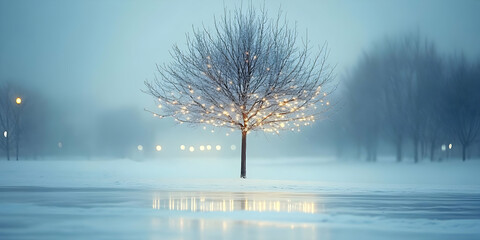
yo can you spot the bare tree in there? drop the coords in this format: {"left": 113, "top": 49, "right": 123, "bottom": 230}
{"left": 380, "top": 40, "right": 410, "bottom": 162}
{"left": 0, "top": 85, "right": 14, "bottom": 160}
{"left": 144, "top": 7, "right": 334, "bottom": 178}
{"left": 344, "top": 53, "right": 383, "bottom": 162}
{"left": 0, "top": 83, "right": 24, "bottom": 160}
{"left": 443, "top": 55, "right": 480, "bottom": 161}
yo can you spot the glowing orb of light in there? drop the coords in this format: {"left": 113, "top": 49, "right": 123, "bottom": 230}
{"left": 16, "top": 97, "right": 22, "bottom": 105}
{"left": 230, "top": 145, "right": 237, "bottom": 150}
{"left": 215, "top": 145, "right": 221, "bottom": 151}
{"left": 155, "top": 145, "right": 162, "bottom": 151}
{"left": 189, "top": 146, "right": 195, "bottom": 152}
{"left": 199, "top": 145, "right": 205, "bottom": 151}
{"left": 206, "top": 145, "right": 212, "bottom": 151}
{"left": 180, "top": 145, "right": 186, "bottom": 151}
{"left": 137, "top": 145, "right": 143, "bottom": 151}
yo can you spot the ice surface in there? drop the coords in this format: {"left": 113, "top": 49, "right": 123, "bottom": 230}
{"left": 0, "top": 158, "right": 479, "bottom": 239}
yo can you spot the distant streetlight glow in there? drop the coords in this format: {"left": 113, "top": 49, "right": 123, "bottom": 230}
{"left": 199, "top": 145, "right": 205, "bottom": 151}
{"left": 3, "top": 131, "right": 6, "bottom": 138}
{"left": 206, "top": 145, "right": 212, "bottom": 150}
{"left": 441, "top": 144, "right": 446, "bottom": 151}
{"left": 16, "top": 97, "right": 22, "bottom": 105}
{"left": 189, "top": 146, "right": 195, "bottom": 152}
{"left": 180, "top": 145, "right": 186, "bottom": 150}
{"left": 155, "top": 145, "right": 162, "bottom": 151}
{"left": 137, "top": 145, "right": 143, "bottom": 151}
{"left": 448, "top": 143, "right": 453, "bottom": 150}
{"left": 216, "top": 145, "right": 221, "bottom": 151}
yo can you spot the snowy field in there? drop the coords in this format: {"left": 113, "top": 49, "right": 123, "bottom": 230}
{"left": 1, "top": 158, "right": 480, "bottom": 239}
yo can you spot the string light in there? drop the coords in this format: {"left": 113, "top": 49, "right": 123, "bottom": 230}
{"left": 148, "top": 54, "right": 330, "bottom": 137}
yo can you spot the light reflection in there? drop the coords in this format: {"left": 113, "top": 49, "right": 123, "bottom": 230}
{"left": 152, "top": 192, "right": 320, "bottom": 214}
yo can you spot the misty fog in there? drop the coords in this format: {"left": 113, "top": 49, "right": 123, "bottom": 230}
{"left": 1, "top": 0, "right": 479, "bottom": 161}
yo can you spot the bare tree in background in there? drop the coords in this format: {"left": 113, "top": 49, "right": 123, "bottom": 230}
{"left": 443, "top": 55, "right": 480, "bottom": 161}
{"left": 345, "top": 53, "right": 382, "bottom": 162}
{"left": 0, "top": 83, "right": 25, "bottom": 160}
{"left": 0, "top": 85, "right": 14, "bottom": 160}
{"left": 144, "top": 7, "right": 334, "bottom": 178}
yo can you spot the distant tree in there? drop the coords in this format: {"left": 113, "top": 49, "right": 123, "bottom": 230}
{"left": 442, "top": 55, "right": 480, "bottom": 161}
{"left": 144, "top": 7, "right": 334, "bottom": 178}
{"left": 344, "top": 53, "right": 383, "bottom": 161}
{"left": 0, "top": 83, "right": 25, "bottom": 160}
{"left": 345, "top": 32, "right": 445, "bottom": 162}
{"left": 380, "top": 40, "right": 410, "bottom": 162}
{"left": 0, "top": 85, "right": 14, "bottom": 160}
{"left": 415, "top": 41, "right": 443, "bottom": 161}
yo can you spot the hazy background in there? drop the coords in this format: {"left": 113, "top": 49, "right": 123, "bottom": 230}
{"left": 1, "top": 0, "right": 479, "bottom": 160}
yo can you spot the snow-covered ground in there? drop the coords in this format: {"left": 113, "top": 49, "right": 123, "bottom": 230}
{"left": 0, "top": 158, "right": 479, "bottom": 239}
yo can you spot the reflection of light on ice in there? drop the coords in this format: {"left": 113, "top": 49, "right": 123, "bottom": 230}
{"left": 152, "top": 192, "right": 320, "bottom": 214}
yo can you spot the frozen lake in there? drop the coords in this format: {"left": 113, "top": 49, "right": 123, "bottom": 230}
{"left": 1, "top": 187, "right": 480, "bottom": 239}
{"left": 1, "top": 159, "right": 480, "bottom": 239}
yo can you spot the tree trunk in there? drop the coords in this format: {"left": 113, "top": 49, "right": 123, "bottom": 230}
{"left": 240, "top": 131, "right": 247, "bottom": 178}
{"left": 6, "top": 138, "right": 10, "bottom": 161}
{"left": 395, "top": 137, "right": 403, "bottom": 162}
{"left": 462, "top": 144, "right": 467, "bottom": 161}
{"left": 430, "top": 141, "right": 435, "bottom": 162}
{"left": 15, "top": 138, "right": 19, "bottom": 161}
{"left": 421, "top": 140, "right": 426, "bottom": 160}
{"left": 15, "top": 121, "right": 19, "bottom": 161}
{"left": 413, "top": 137, "right": 419, "bottom": 163}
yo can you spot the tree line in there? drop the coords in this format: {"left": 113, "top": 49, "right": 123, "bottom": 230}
{"left": 339, "top": 32, "right": 480, "bottom": 162}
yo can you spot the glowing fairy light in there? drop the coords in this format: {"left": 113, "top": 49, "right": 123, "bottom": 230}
{"left": 180, "top": 145, "right": 186, "bottom": 151}
{"left": 216, "top": 145, "right": 221, "bottom": 151}
{"left": 155, "top": 145, "right": 162, "bottom": 151}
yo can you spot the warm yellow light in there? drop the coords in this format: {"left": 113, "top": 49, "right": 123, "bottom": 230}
{"left": 189, "top": 146, "right": 195, "bottom": 152}
{"left": 216, "top": 145, "right": 221, "bottom": 151}
{"left": 155, "top": 145, "right": 162, "bottom": 151}
{"left": 16, "top": 97, "right": 22, "bottom": 104}
{"left": 206, "top": 145, "right": 212, "bottom": 150}
{"left": 448, "top": 144, "right": 453, "bottom": 149}
{"left": 199, "top": 145, "right": 205, "bottom": 151}
{"left": 180, "top": 145, "right": 186, "bottom": 151}
{"left": 137, "top": 145, "right": 143, "bottom": 151}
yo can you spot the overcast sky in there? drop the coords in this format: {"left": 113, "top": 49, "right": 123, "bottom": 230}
{"left": 1, "top": 0, "right": 479, "bottom": 157}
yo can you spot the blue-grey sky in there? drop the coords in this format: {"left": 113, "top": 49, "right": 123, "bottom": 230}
{"left": 1, "top": 0, "right": 479, "bottom": 157}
